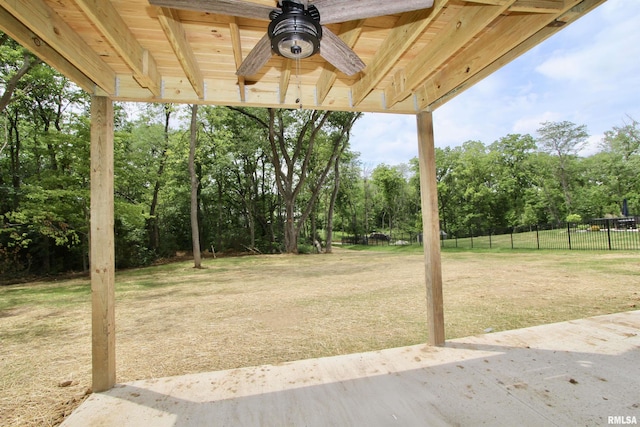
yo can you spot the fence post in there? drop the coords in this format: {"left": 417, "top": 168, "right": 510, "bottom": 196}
{"left": 470, "top": 228, "right": 474, "bottom": 249}
{"left": 489, "top": 230, "right": 492, "bottom": 249}
{"left": 536, "top": 225, "right": 540, "bottom": 250}
{"left": 567, "top": 222, "right": 572, "bottom": 250}
{"left": 607, "top": 219, "right": 612, "bottom": 250}
{"left": 510, "top": 229, "right": 514, "bottom": 249}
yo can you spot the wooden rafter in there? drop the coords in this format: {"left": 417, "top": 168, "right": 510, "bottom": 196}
{"left": 423, "top": 0, "right": 606, "bottom": 110}
{"left": 384, "top": 2, "right": 510, "bottom": 108}
{"left": 463, "top": 0, "right": 510, "bottom": 5}
{"left": 73, "top": 0, "right": 161, "bottom": 97}
{"left": 229, "top": 17, "right": 246, "bottom": 102}
{"left": 510, "top": 0, "right": 564, "bottom": 13}
{"left": 416, "top": 0, "right": 585, "bottom": 110}
{"left": 350, "top": 5, "right": 444, "bottom": 107}
{"left": 0, "top": 6, "right": 95, "bottom": 93}
{"left": 280, "top": 59, "right": 292, "bottom": 104}
{"left": 0, "top": 0, "right": 115, "bottom": 94}
{"left": 156, "top": 7, "right": 205, "bottom": 99}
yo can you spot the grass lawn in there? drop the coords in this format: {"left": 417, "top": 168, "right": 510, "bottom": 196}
{"left": 1, "top": 247, "right": 639, "bottom": 426}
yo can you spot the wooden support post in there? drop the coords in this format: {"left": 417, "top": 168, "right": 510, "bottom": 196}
{"left": 416, "top": 111, "right": 445, "bottom": 346}
{"left": 90, "top": 96, "right": 116, "bottom": 391}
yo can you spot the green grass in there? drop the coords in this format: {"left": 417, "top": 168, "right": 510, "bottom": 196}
{"left": 3, "top": 249, "right": 638, "bottom": 427}
{"left": 340, "top": 243, "right": 424, "bottom": 253}
{"left": 0, "top": 281, "right": 91, "bottom": 311}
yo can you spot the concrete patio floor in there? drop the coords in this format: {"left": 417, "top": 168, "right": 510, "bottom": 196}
{"left": 62, "top": 311, "right": 640, "bottom": 426}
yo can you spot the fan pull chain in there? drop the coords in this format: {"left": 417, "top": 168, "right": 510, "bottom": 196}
{"left": 295, "top": 56, "right": 302, "bottom": 109}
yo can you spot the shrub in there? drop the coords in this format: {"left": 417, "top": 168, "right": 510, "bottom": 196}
{"left": 297, "top": 244, "right": 314, "bottom": 254}
{"left": 590, "top": 225, "right": 601, "bottom": 232}
{"left": 566, "top": 213, "right": 582, "bottom": 224}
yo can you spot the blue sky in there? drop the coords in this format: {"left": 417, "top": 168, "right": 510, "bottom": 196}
{"left": 350, "top": 0, "right": 640, "bottom": 166}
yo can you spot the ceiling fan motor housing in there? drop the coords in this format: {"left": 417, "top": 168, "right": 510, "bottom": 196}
{"left": 268, "top": 1, "right": 322, "bottom": 60}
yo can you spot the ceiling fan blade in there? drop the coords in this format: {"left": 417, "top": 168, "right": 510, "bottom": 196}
{"left": 319, "top": 27, "right": 365, "bottom": 76}
{"left": 314, "top": 0, "right": 435, "bottom": 25}
{"left": 148, "top": 0, "right": 273, "bottom": 21}
{"left": 237, "top": 33, "right": 273, "bottom": 77}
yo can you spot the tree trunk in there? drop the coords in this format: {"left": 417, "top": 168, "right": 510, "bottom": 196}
{"left": 228, "top": 107, "right": 360, "bottom": 254}
{"left": 147, "top": 105, "right": 172, "bottom": 252}
{"left": 325, "top": 154, "right": 341, "bottom": 253}
{"left": 8, "top": 110, "right": 20, "bottom": 210}
{"left": 284, "top": 197, "right": 298, "bottom": 253}
{"left": 189, "top": 105, "right": 202, "bottom": 268}
{"left": 0, "top": 52, "right": 40, "bottom": 114}
{"left": 325, "top": 136, "right": 350, "bottom": 253}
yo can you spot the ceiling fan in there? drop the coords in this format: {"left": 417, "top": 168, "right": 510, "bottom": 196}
{"left": 149, "top": 0, "right": 435, "bottom": 77}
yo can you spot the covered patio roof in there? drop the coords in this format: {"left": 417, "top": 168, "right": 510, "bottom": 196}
{"left": 0, "top": 0, "right": 605, "bottom": 112}
{"left": 0, "top": 0, "right": 609, "bottom": 395}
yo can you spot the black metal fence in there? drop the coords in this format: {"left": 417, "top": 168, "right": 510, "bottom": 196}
{"left": 340, "top": 217, "right": 640, "bottom": 251}
{"left": 441, "top": 217, "right": 640, "bottom": 251}
{"left": 340, "top": 232, "right": 419, "bottom": 246}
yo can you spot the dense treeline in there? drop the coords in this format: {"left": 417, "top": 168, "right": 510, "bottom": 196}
{"left": 434, "top": 124, "right": 639, "bottom": 237}
{"left": 1, "top": 35, "right": 639, "bottom": 279}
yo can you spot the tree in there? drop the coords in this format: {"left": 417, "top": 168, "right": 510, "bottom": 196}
{"left": 428, "top": 146, "right": 462, "bottom": 235}
{"left": 454, "top": 140, "right": 497, "bottom": 232}
{"left": 0, "top": 57, "right": 91, "bottom": 275}
{"left": 599, "top": 117, "right": 640, "bottom": 215}
{"left": 145, "top": 103, "right": 175, "bottom": 253}
{"left": 0, "top": 33, "right": 41, "bottom": 115}
{"left": 325, "top": 129, "right": 358, "bottom": 253}
{"left": 189, "top": 104, "right": 202, "bottom": 268}
{"left": 371, "top": 164, "right": 407, "bottom": 236}
{"left": 600, "top": 116, "right": 640, "bottom": 161}
{"left": 489, "top": 134, "right": 536, "bottom": 226}
{"left": 196, "top": 106, "right": 277, "bottom": 252}
{"left": 229, "top": 108, "right": 360, "bottom": 253}
{"left": 536, "top": 121, "right": 589, "bottom": 212}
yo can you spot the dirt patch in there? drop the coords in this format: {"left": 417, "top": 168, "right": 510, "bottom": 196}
{"left": 1, "top": 248, "right": 638, "bottom": 426}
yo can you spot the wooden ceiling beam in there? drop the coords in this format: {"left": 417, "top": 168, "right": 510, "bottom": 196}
{"left": 463, "top": 0, "right": 510, "bottom": 4}
{"left": 557, "top": 0, "right": 606, "bottom": 22}
{"left": 73, "top": 0, "right": 161, "bottom": 97}
{"left": 416, "top": 0, "right": 585, "bottom": 111}
{"left": 316, "top": 20, "right": 363, "bottom": 105}
{"left": 384, "top": 2, "right": 511, "bottom": 109}
{"left": 109, "top": 75, "right": 418, "bottom": 113}
{"left": 0, "top": 6, "right": 96, "bottom": 93}
{"left": 350, "top": 3, "right": 445, "bottom": 107}
{"left": 280, "top": 59, "right": 292, "bottom": 104}
{"left": 424, "top": 0, "right": 606, "bottom": 110}
{"left": 229, "top": 18, "right": 246, "bottom": 102}
{"left": 0, "top": 0, "right": 115, "bottom": 94}
{"left": 509, "top": 0, "right": 564, "bottom": 13}
{"left": 156, "top": 7, "right": 205, "bottom": 99}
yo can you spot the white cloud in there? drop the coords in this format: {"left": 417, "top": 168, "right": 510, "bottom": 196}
{"left": 537, "top": 0, "right": 640, "bottom": 89}
{"left": 580, "top": 134, "right": 604, "bottom": 157}
{"left": 350, "top": 114, "right": 417, "bottom": 165}
{"left": 512, "top": 112, "right": 560, "bottom": 136}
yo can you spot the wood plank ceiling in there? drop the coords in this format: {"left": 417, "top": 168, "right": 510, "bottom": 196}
{"left": 0, "top": 0, "right": 606, "bottom": 114}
